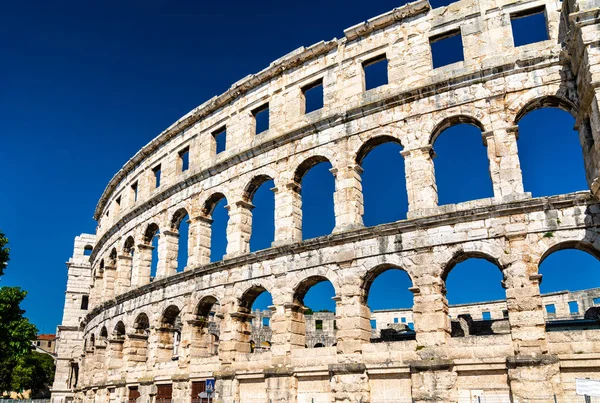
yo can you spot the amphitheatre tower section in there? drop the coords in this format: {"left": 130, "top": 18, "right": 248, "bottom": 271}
{"left": 52, "top": 0, "right": 600, "bottom": 402}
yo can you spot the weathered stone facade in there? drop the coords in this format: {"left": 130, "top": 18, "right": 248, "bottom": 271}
{"left": 52, "top": 0, "right": 600, "bottom": 401}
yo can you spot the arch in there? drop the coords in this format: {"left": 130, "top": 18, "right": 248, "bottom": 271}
{"left": 123, "top": 236, "right": 135, "bottom": 255}
{"left": 539, "top": 240, "right": 600, "bottom": 267}
{"left": 240, "top": 284, "right": 270, "bottom": 311}
{"left": 441, "top": 251, "right": 504, "bottom": 281}
{"left": 196, "top": 295, "right": 220, "bottom": 318}
{"left": 113, "top": 321, "right": 125, "bottom": 338}
{"left": 143, "top": 223, "right": 160, "bottom": 244}
{"left": 202, "top": 193, "right": 227, "bottom": 216}
{"left": 293, "top": 275, "right": 337, "bottom": 306}
{"left": 355, "top": 135, "right": 403, "bottom": 165}
{"left": 430, "top": 115, "right": 486, "bottom": 146}
{"left": 171, "top": 207, "right": 189, "bottom": 230}
{"left": 133, "top": 312, "right": 150, "bottom": 333}
{"left": 161, "top": 305, "right": 182, "bottom": 326}
{"left": 109, "top": 248, "right": 117, "bottom": 266}
{"left": 100, "top": 326, "right": 108, "bottom": 338}
{"left": 89, "top": 333, "right": 95, "bottom": 348}
{"left": 294, "top": 155, "right": 331, "bottom": 184}
{"left": 362, "top": 264, "right": 414, "bottom": 304}
{"left": 244, "top": 174, "right": 275, "bottom": 201}
{"left": 314, "top": 343, "right": 324, "bottom": 348}
{"left": 515, "top": 95, "right": 577, "bottom": 124}
{"left": 83, "top": 245, "right": 93, "bottom": 256}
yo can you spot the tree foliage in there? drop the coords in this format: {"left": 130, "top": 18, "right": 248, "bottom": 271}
{"left": 0, "top": 230, "right": 39, "bottom": 394}
{"left": 11, "top": 351, "right": 55, "bottom": 397}
{"left": 0, "top": 230, "right": 9, "bottom": 277}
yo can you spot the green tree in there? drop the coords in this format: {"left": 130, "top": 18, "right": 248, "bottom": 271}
{"left": 11, "top": 351, "right": 55, "bottom": 397}
{"left": 0, "top": 231, "right": 38, "bottom": 393}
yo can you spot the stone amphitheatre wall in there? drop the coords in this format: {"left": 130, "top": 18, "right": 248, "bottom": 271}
{"left": 52, "top": 0, "right": 600, "bottom": 401}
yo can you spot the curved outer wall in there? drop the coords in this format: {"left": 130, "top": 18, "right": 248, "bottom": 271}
{"left": 52, "top": 0, "right": 600, "bottom": 401}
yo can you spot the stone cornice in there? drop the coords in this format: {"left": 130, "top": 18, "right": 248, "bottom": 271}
{"left": 90, "top": 54, "right": 567, "bottom": 262}
{"left": 83, "top": 191, "right": 595, "bottom": 326}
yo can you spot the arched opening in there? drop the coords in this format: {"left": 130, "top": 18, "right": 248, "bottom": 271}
{"left": 123, "top": 237, "right": 134, "bottom": 257}
{"left": 109, "top": 248, "right": 117, "bottom": 267}
{"left": 294, "top": 276, "right": 337, "bottom": 348}
{"left": 111, "top": 321, "right": 125, "bottom": 364}
{"left": 295, "top": 156, "right": 335, "bottom": 240}
{"left": 357, "top": 136, "right": 408, "bottom": 225}
{"left": 240, "top": 285, "right": 273, "bottom": 353}
{"left": 364, "top": 265, "right": 415, "bottom": 342}
{"left": 539, "top": 244, "right": 600, "bottom": 322}
{"left": 314, "top": 343, "right": 324, "bottom": 348}
{"left": 193, "top": 296, "right": 222, "bottom": 356}
{"left": 143, "top": 223, "right": 160, "bottom": 280}
{"left": 100, "top": 326, "right": 108, "bottom": 341}
{"left": 432, "top": 118, "right": 493, "bottom": 205}
{"left": 83, "top": 245, "right": 93, "bottom": 257}
{"left": 157, "top": 305, "right": 182, "bottom": 362}
{"left": 442, "top": 254, "right": 506, "bottom": 337}
{"left": 129, "top": 313, "right": 150, "bottom": 365}
{"left": 517, "top": 103, "right": 586, "bottom": 197}
{"left": 204, "top": 194, "right": 228, "bottom": 262}
{"left": 172, "top": 208, "right": 190, "bottom": 272}
{"left": 245, "top": 175, "right": 275, "bottom": 252}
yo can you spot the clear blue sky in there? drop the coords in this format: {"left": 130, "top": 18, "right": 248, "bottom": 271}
{"left": 0, "top": 0, "right": 597, "bottom": 333}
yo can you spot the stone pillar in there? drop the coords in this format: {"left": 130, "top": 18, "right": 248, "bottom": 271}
{"left": 225, "top": 201, "right": 254, "bottom": 258}
{"left": 135, "top": 244, "right": 152, "bottom": 286}
{"left": 265, "top": 370, "right": 298, "bottom": 403}
{"left": 157, "top": 230, "right": 179, "bottom": 277}
{"left": 331, "top": 164, "right": 364, "bottom": 233}
{"left": 329, "top": 364, "right": 370, "bottom": 403}
{"left": 188, "top": 215, "right": 212, "bottom": 267}
{"left": 124, "top": 333, "right": 149, "bottom": 367}
{"left": 334, "top": 287, "right": 371, "bottom": 357}
{"left": 269, "top": 302, "right": 306, "bottom": 362}
{"left": 115, "top": 254, "right": 132, "bottom": 296}
{"left": 102, "top": 264, "right": 116, "bottom": 301}
{"left": 402, "top": 146, "right": 438, "bottom": 218}
{"left": 218, "top": 300, "right": 252, "bottom": 365}
{"left": 410, "top": 361, "right": 457, "bottom": 403}
{"left": 272, "top": 182, "right": 302, "bottom": 246}
{"left": 106, "top": 338, "right": 124, "bottom": 371}
{"left": 483, "top": 127, "right": 526, "bottom": 200}
{"left": 504, "top": 235, "right": 564, "bottom": 402}
{"left": 413, "top": 263, "right": 449, "bottom": 347}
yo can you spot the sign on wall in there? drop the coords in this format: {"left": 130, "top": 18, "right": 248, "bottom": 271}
{"left": 576, "top": 379, "right": 600, "bottom": 397}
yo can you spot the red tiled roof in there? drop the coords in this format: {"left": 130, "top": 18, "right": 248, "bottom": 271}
{"left": 37, "top": 334, "right": 56, "bottom": 340}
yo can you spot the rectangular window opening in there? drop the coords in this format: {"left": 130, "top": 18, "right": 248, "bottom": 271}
{"left": 315, "top": 319, "right": 323, "bottom": 330}
{"left": 568, "top": 301, "right": 579, "bottom": 314}
{"left": 545, "top": 304, "right": 556, "bottom": 314}
{"left": 253, "top": 104, "right": 270, "bottom": 135}
{"left": 179, "top": 147, "right": 189, "bottom": 172}
{"left": 131, "top": 182, "right": 138, "bottom": 202}
{"left": 482, "top": 311, "right": 491, "bottom": 320}
{"left": 213, "top": 127, "right": 227, "bottom": 154}
{"left": 407, "top": 322, "right": 414, "bottom": 330}
{"left": 81, "top": 295, "right": 89, "bottom": 310}
{"left": 153, "top": 164, "right": 161, "bottom": 188}
{"left": 511, "top": 7, "right": 549, "bottom": 47}
{"left": 401, "top": 317, "right": 406, "bottom": 323}
{"left": 502, "top": 309, "right": 509, "bottom": 319}
{"left": 594, "top": 297, "right": 600, "bottom": 305}
{"left": 430, "top": 29, "right": 464, "bottom": 69}
{"left": 370, "top": 319, "right": 377, "bottom": 329}
{"left": 83, "top": 246, "right": 92, "bottom": 256}
{"left": 302, "top": 80, "right": 324, "bottom": 114}
{"left": 363, "top": 55, "right": 388, "bottom": 91}
{"left": 393, "top": 318, "right": 398, "bottom": 324}
{"left": 262, "top": 317, "right": 270, "bottom": 327}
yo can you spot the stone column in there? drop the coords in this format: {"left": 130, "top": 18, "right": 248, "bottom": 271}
{"left": 331, "top": 164, "right": 364, "bottom": 233}
{"left": 157, "top": 230, "right": 179, "bottom": 277}
{"left": 272, "top": 182, "right": 302, "bottom": 246}
{"left": 402, "top": 146, "right": 438, "bottom": 218}
{"left": 225, "top": 201, "right": 254, "bottom": 258}
{"left": 483, "top": 127, "right": 526, "bottom": 200}
{"left": 269, "top": 302, "right": 306, "bottom": 362}
{"left": 188, "top": 215, "right": 212, "bottom": 267}
{"left": 412, "top": 265, "right": 449, "bottom": 348}
{"left": 218, "top": 299, "right": 252, "bottom": 365}
{"left": 504, "top": 235, "right": 563, "bottom": 401}
{"left": 102, "top": 264, "right": 116, "bottom": 301}
{"left": 135, "top": 244, "right": 153, "bottom": 286}
{"left": 334, "top": 286, "right": 371, "bottom": 357}
{"left": 265, "top": 370, "right": 298, "bottom": 403}
{"left": 115, "top": 254, "right": 132, "bottom": 296}
{"left": 124, "top": 332, "right": 149, "bottom": 367}
{"left": 330, "top": 363, "right": 370, "bottom": 403}
{"left": 106, "top": 338, "right": 125, "bottom": 371}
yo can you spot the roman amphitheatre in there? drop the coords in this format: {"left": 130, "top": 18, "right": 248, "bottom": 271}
{"left": 52, "top": 0, "right": 600, "bottom": 401}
